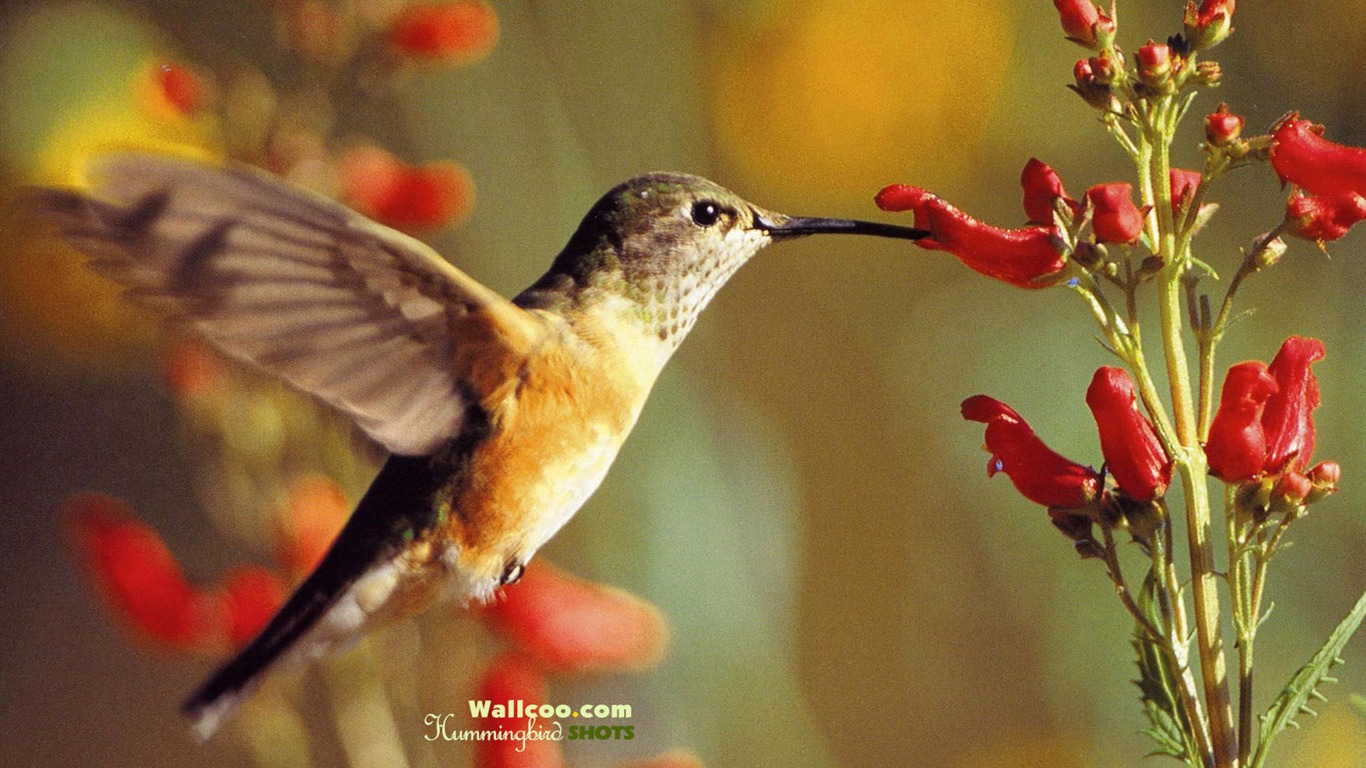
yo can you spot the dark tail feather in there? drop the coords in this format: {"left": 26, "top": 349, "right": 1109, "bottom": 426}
{"left": 181, "top": 455, "right": 440, "bottom": 739}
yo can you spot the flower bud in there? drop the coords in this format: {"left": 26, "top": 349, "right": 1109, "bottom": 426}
{"left": 1250, "top": 236, "right": 1287, "bottom": 271}
{"left": 1185, "top": 0, "right": 1236, "bottom": 51}
{"left": 1085, "top": 182, "right": 1144, "bottom": 245}
{"left": 1272, "top": 470, "right": 1312, "bottom": 504}
{"left": 1306, "top": 460, "right": 1342, "bottom": 503}
{"left": 1205, "top": 103, "right": 1244, "bottom": 146}
{"left": 1136, "top": 41, "right": 1173, "bottom": 87}
{"left": 1054, "top": 0, "right": 1115, "bottom": 49}
{"left": 1170, "top": 168, "right": 1203, "bottom": 217}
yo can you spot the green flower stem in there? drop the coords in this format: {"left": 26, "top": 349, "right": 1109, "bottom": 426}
{"left": 1143, "top": 98, "right": 1238, "bottom": 768}
{"left": 1149, "top": 510, "right": 1216, "bottom": 768}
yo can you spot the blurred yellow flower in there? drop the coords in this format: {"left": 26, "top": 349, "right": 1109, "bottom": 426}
{"left": 707, "top": 0, "right": 1014, "bottom": 198}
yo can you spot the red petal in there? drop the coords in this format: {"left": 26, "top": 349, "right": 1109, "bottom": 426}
{"left": 1021, "top": 158, "right": 1078, "bottom": 224}
{"left": 1261, "top": 336, "right": 1325, "bottom": 473}
{"left": 472, "top": 654, "right": 565, "bottom": 768}
{"left": 961, "top": 396, "right": 1099, "bottom": 508}
{"left": 389, "top": 2, "right": 499, "bottom": 63}
{"left": 1170, "top": 168, "right": 1203, "bottom": 215}
{"left": 221, "top": 567, "right": 286, "bottom": 647}
{"left": 1085, "top": 182, "right": 1144, "bottom": 244}
{"left": 1285, "top": 192, "right": 1366, "bottom": 242}
{"left": 1206, "top": 361, "right": 1278, "bottom": 481}
{"left": 1270, "top": 115, "right": 1366, "bottom": 198}
{"left": 480, "top": 562, "right": 669, "bottom": 674}
{"left": 1086, "top": 367, "right": 1171, "bottom": 501}
{"left": 65, "top": 494, "right": 217, "bottom": 650}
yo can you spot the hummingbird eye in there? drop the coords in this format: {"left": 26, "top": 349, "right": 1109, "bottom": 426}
{"left": 690, "top": 200, "right": 724, "bottom": 227}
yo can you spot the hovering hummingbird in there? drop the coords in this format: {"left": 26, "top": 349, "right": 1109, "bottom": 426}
{"left": 31, "top": 154, "right": 925, "bottom": 739}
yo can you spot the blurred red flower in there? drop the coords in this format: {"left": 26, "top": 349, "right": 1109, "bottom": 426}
{"left": 66, "top": 494, "right": 286, "bottom": 652}
{"left": 339, "top": 146, "right": 475, "bottom": 233}
{"left": 388, "top": 1, "right": 499, "bottom": 64}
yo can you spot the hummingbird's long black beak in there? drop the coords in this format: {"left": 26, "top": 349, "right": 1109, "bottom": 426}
{"left": 753, "top": 211, "right": 929, "bottom": 241}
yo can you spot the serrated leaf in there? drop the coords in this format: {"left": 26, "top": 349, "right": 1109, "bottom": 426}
{"left": 1133, "top": 573, "right": 1201, "bottom": 766}
{"left": 1249, "top": 589, "right": 1366, "bottom": 768}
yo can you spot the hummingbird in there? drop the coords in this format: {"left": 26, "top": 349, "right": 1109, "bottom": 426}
{"left": 30, "top": 154, "right": 926, "bottom": 739}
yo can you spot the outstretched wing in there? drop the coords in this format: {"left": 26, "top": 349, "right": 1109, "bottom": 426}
{"left": 30, "top": 154, "right": 545, "bottom": 455}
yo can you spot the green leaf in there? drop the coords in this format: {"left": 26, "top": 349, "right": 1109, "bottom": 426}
{"left": 1133, "top": 573, "right": 1201, "bottom": 766}
{"left": 1249, "top": 589, "right": 1366, "bottom": 768}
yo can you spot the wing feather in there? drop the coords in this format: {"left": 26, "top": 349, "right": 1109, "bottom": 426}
{"left": 29, "top": 154, "right": 545, "bottom": 455}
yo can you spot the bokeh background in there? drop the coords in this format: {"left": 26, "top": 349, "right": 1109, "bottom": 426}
{"left": 1, "top": 1, "right": 1364, "bottom": 766}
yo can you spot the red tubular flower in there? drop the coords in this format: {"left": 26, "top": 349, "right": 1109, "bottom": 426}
{"left": 1270, "top": 114, "right": 1366, "bottom": 198}
{"left": 389, "top": 1, "right": 499, "bottom": 64}
{"left": 876, "top": 185, "right": 1067, "bottom": 288}
{"left": 338, "top": 146, "right": 475, "bottom": 233}
{"left": 1021, "top": 158, "right": 1080, "bottom": 224}
{"left": 1085, "top": 182, "right": 1144, "bottom": 244}
{"left": 1085, "top": 367, "right": 1171, "bottom": 501}
{"left": 1205, "top": 361, "right": 1278, "bottom": 481}
{"left": 1170, "top": 168, "right": 1203, "bottom": 216}
{"left": 1205, "top": 103, "right": 1244, "bottom": 146}
{"left": 961, "top": 395, "right": 1101, "bottom": 508}
{"left": 1261, "top": 336, "right": 1325, "bottom": 473}
{"left": 66, "top": 494, "right": 218, "bottom": 650}
{"left": 1053, "top": 0, "right": 1113, "bottom": 48}
{"left": 1284, "top": 192, "right": 1366, "bottom": 243}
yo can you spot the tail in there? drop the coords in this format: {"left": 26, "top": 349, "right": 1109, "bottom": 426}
{"left": 181, "top": 455, "right": 442, "bottom": 740}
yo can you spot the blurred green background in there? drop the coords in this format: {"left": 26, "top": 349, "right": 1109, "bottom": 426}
{"left": 1, "top": 1, "right": 1364, "bottom": 766}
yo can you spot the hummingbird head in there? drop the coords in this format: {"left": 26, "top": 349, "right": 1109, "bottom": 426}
{"left": 524, "top": 172, "right": 926, "bottom": 351}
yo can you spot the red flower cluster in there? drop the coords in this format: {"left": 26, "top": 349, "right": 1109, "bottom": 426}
{"left": 1270, "top": 114, "right": 1366, "bottom": 243}
{"left": 338, "top": 145, "right": 476, "bottom": 233}
{"left": 1206, "top": 337, "right": 1337, "bottom": 497}
{"left": 877, "top": 159, "right": 1186, "bottom": 288}
{"left": 66, "top": 472, "right": 352, "bottom": 653}
{"left": 963, "top": 368, "right": 1172, "bottom": 532}
{"left": 67, "top": 494, "right": 287, "bottom": 651}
